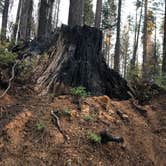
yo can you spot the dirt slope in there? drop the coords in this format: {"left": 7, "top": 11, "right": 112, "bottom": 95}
{"left": 0, "top": 88, "right": 166, "bottom": 166}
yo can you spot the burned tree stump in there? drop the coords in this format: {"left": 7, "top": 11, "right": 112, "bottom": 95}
{"left": 36, "top": 25, "right": 132, "bottom": 100}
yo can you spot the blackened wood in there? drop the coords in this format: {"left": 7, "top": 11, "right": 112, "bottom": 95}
{"left": 36, "top": 25, "right": 132, "bottom": 100}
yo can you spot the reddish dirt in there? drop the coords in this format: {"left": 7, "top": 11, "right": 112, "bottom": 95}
{"left": 0, "top": 88, "right": 166, "bottom": 166}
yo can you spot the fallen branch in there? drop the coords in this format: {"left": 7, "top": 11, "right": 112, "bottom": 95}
{"left": 51, "top": 110, "right": 69, "bottom": 141}
{"left": 131, "top": 100, "right": 147, "bottom": 117}
{"left": 100, "top": 130, "right": 124, "bottom": 144}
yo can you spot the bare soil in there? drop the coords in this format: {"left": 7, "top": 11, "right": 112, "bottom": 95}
{"left": 0, "top": 86, "right": 166, "bottom": 166}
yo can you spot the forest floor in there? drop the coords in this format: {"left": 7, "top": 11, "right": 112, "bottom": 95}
{"left": 0, "top": 84, "right": 166, "bottom": 166}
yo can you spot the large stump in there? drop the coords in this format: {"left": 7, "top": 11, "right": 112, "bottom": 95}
{"left": 36, "top": 25, "right": 132, "bottom": 100}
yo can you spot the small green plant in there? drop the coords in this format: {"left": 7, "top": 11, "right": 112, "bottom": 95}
{"left": 63, "top": 108, "right": 71, "bottom": 116}
{"left": 70, "top": 86, "right": 90, "bottom": 98}
{"left": 48, "top": 93, "right": 55, "bottom": 98}
{"left": 87, "top": 131, "right": 101, "bottom": 143}
{"left": 84, "top": 115, "right": 93, "bottom": 121}
{"left": 36, "top": 122, "right": 45, "bottom": 131}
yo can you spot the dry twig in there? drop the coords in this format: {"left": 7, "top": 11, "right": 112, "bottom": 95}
{"left": 51, "top": 110, "right": 69, "bottom": 141}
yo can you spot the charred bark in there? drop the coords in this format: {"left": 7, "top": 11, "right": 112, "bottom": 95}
{"left": 68, "top": 0, "right": 84, "bottom": 26}
{"left": 36, "top": 25, "right": 132, "bottom": 100}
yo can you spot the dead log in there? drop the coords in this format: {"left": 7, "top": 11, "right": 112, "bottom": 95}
{"left": 131, "top": 100, "right": 147, "bottom": 117}
{"left": 36, "top": 25, "right": 133, "bottom": 100}
{"left": 100, "top": 130, "right": 124, "bottom": 144}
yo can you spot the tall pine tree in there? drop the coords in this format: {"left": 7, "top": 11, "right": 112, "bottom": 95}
{"left": 162, "top": 0, "right": 166, "bottom": 74}
{"left": 114, "top": 0, "right": 122, "bottom": 72}
{"left": 83, "top": 0, "right": 94, "bottom": 26}
{"left": 1, "top": 0, "right": 10, "bottom": 41}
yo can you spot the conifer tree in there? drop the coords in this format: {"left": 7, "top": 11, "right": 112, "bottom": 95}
{"left": 114, "top": 0, "right": 122, "bottom": 72}
{"left": 162, "top": 0, "right": 166, "bottom": 73}
{"left": 102, "top": 0, "right": 116, "bottom": 30}
{"left": 95, "top": 0, "right": 102, "bottom": 28}
{"left": 1, "top": 0, "right": 10, "bottom": 41}
{"left": 83, "top": 0, "right": 94, "bottom": 26}
{"left": 68, "top": 0, "right": 84, "bottom": 26}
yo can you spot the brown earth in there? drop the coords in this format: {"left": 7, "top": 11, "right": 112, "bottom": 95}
{"left": 0, "top": 87, "right": 166, "bottom": 166}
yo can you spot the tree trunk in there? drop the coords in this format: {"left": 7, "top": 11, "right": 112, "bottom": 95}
{"left": 153, "top": 21, "right": 159, "bottom": 75}
{"left": 162, "top": 1, "right": 166, "bottom": 74}
{"left": 68, "top": 0, "right": 84, "bottom": 26}
{"left": 95, "top": 0, "right": 102, "bottom": 28}
{"left": 114, "top": 0, "right": 122, "bottom": 72}
{"left": 12, "top": 0, "right": 21, "bottom": 42}
{"left": 83, "top": 0, "right": 94, "bottom": 26}
{"left": 131, "top": 0, "right": 143, "bottom": 69}
{"left": 1, "top": 0, "right": 10, "bottom": 41}
{"left": 37, "top": 0, "right": 56, "bottom": 39}
{"left": 52, "top": 0, "right": 61, "bottom": 29}
{"left": 18, "top": 0, "right": 33, "bottom": 41}
{"left": 38, "top": 0, "right": 48, "bottom": 39}
{"left": 47, "top": 0, "right": 55, "bottom": 32}
{"left": 55, "top": 0, "right": 60, "bottom": 28}
{"left": 38, "top": 0, "right": 47, "bottom": 39}
{"left": 36, "top": 25, "right": 132, "bottom": 100}
{"left": 142, "top": 0, "right": 148, "bottom": 77}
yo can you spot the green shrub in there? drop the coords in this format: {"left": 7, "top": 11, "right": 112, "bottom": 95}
{"left": 36, "top": 122, "right": 45, "bottom": 131}
{"left": 87, "top": 131, "right": 101, "bottom": 143}
{"left": 0, "top": 48, "right": 17, "bottom": 66}
{"left": 63, "top": 108, "right": 71, "bottom": 116}
{"left": 70, "top": 86, "right": 90, "bottom": 98}
{"left": 16, "top": 56, "right": 38, "bottom": 82}
{"left": 133, "top": 80, "right": 159, "bottom": 104}
{"left": 84, "top": 115, "right": 93, "bottom": 121}
{"left": 154, "top": 75, "right": 166, "bottom": 90}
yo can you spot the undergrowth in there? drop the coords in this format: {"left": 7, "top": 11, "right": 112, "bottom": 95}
{"left": 36, "top": 122, "right": 45, "bottom": 131}
{"left": 154, "top": 75, "right": 166, "bottom": 90}
{"left": 0, "top": 48, "right": 17, "bottom": 66}
{"left": 70, "top": 86, "right": 90, "bottom": 98}
{"left": 87, "top": 131, "right": 101, "bottom": 144}
{"left": 84, "top": 115, "right": 93, "bottom": 121}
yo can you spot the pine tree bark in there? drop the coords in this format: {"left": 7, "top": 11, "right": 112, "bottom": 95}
{"left": 38, "top": 0, "right": 55, "bottom": 39}
{"left": 114, "top": 0, "right": 122, "bottom": 72}
{"left": 94, "top": 0, "right": 102, "bottom": 28}
{"left": 12, "top": 0, "right": 21, "bottom": 41}
{"left": 48, "top": 0, "right": 55, "bottom": 32}
{"left": 1, "top": 0, "right": 10, "bottom": 41}
{"left": 83, "top": 0, "right": 94, "bottom": 26}
{"left": 68, "top": 0, "right": 84, "bottom": 26}
{"left": 131, "top": 0, "right": 143, "bottom": 69}
{"left": 162, "top": 1, "right": 166, "bottom": 74}
{"left": 142, "top": 0, "right": 148, "bottom": 77}
{"left": 37, "top": 0, "right": 48, "bottom": 39}
{"left": 18, "top": 0, "right": 33, "bottom": 41}
{"left": 36, "top": 25, "right": 132, "bottom": 100}
{"left": 54, "top": 0, "right": 60, "bottom": 28}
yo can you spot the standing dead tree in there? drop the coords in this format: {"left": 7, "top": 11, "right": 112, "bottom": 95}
{"left": 36, "top": 25, "right": 132, "bottom": 100}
